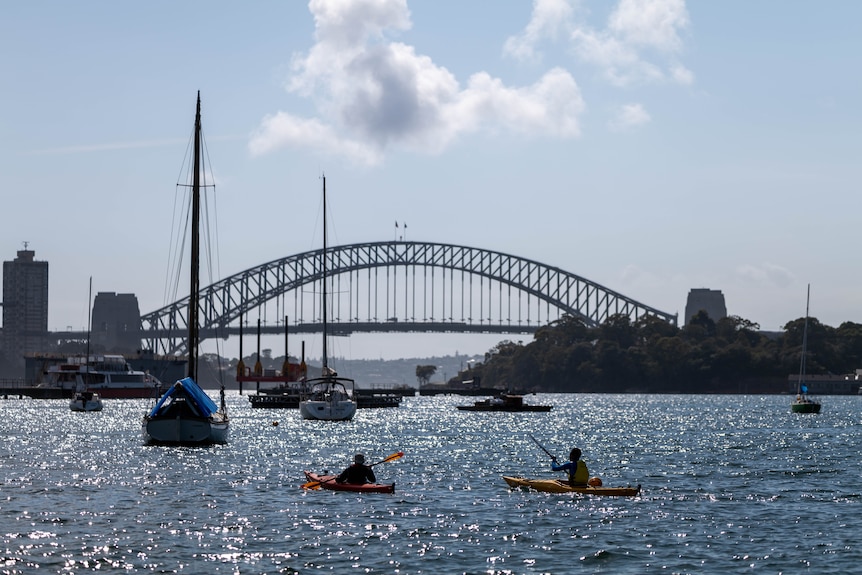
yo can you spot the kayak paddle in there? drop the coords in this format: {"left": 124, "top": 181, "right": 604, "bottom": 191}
{"left": 528, "top": 433, "right": 557, "bottom": 461}
{"left": 301, "top": 451, "right": 405, "bottom": 490}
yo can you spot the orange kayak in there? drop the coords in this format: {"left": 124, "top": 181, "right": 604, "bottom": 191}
{"left": 303, "top": 471, "right": 395, "bottom": 494}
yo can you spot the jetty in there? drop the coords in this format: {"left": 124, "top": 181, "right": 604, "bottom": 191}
{"left": 0, "top": 380, "right": 66, "bottom": 399}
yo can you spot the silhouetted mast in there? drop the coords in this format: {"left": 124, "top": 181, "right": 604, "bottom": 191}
{"left": 188, "top": 91, "right": 202, "bottom": 381}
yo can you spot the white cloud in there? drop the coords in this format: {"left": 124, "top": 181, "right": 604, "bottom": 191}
{"left": 736, "top": 263, "right": 796, "bottom": 288}
{"left": 249, "top": 112, "right": 382, "bottom": 165}
{"left": 608, "top": 0, "right": 689, "bottom": 52}
{"left": 609, "top": 103, "right": 651, "bottom": 131}
{"left": 670, "top": 64, "right": 694, "bottom": 85}
{"left": 506, "top": 0, "right": 693, "bottom": 87}
{"left": 503, "top": 0, "right": 576, "bottom": 63}
{"left": 251, "top": 0, "right": 585, "bottom": 165}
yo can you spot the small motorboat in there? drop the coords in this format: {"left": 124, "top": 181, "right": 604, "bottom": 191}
{"left": 457, "top": 393, "right": 551, "bottom": 412}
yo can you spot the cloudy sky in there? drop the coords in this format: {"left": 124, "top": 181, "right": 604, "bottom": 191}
{"left": 1, "top": 1, "right": 860, "bottom": 361}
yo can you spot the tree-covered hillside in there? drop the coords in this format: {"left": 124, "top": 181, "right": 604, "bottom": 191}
{"left": 453, "top": 312, "right": 862, "bottom": 394}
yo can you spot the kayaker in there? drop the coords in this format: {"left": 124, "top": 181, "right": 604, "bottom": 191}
{"left": 551, "top": 447, "right": 589, "bottom": 486}
{"left": 336, "top": 453, "right": 377, "bottom": 484}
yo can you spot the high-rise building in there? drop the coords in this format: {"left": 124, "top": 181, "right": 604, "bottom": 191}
{"left": 91, "top": 291, "right": 143, "bottom": 353}
{"left": 684, "top": 288, "right": 727, "bottom": 324}
{"left": 2, "top": 248, "right": 49, "bottom": 371}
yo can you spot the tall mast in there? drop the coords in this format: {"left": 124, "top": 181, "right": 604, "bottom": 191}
{"left": 188, "top": 91, "right": 201, "bottom": 380}
{"left": 85, "top": 276, "right": 92, "bottom": 379}
{"left": 797, "top": 283, "right": 810, "bottom": 392}
{"left": 322, "top": 176, "right": 328, "bottom": 372}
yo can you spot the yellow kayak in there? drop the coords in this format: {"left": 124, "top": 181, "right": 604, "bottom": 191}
{"left": 503, "top": 476, "right": 641, "bottom": 496}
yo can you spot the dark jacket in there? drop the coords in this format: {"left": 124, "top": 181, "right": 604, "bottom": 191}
{"left": 337, "top": 463, "right": 376, "bottom": 484}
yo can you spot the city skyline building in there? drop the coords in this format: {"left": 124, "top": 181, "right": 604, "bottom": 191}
{"left": 91, "top": 291, "right": 143, "bottom": 354}
{"left": 2, "top": 247, "right": 49, "bottom": 375}
{"left": 684, "top": 288, "right": 728, "bottom": 325}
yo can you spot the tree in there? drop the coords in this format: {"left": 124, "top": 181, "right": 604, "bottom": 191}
{"left": 474, "top": 306, "right": 862, "bottom": 394}
{"left": 415, "top": 365, "right": 437, "bottom": 386}
{"left": 635, "top": 314, "right": 679, "bottom": 343}
{"left": 599, "top": 313, "right": 637, "bottom": 349}
{"left": 684, "top": 310, "right": 716, "bottom": 339}
{"left": 715, "top": 315, "right": 760, "bottom": 345}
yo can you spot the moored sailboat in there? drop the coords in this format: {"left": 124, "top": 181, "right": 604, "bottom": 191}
{"left": 791, "top": 284, "right": 821, "bottom": 414}
{"left": 68, "top": 278, "right": 104, "bottom": 412}
{"left": 298, "top": 176, "right": 357, "bottom": 422}
{"left": 142, "top": 92, "right": 229, "bottom": 444}
{"left": 70, "top": 390, "right": 103, "bottom": 412}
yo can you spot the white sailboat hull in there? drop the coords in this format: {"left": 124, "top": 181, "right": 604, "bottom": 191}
{"left": 143, "top": 415, "right": 229, "bottom": 444}
{"left": 70, "top": 393, "right": 103, "bottom": 412}
{"left": 299, "top": 399, "right": 357, "bottom": 421}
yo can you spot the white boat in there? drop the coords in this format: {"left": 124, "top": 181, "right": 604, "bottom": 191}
{"left": 42, "top": 354, "right": 161, "bottom": 399}
{"left": 791, "top": 284, "right": 821, "bottom": 414}
{"left": 299, "top": 370, "right": 357, "bottom": 421}
{"left": 69, "top": 390, "right": 103, "bottom": 412}
{"left": 298, "top": 177, "right": 357, "bottom": 422}
{"left": 142, "top": 92, "right": 229, "bottom": 445}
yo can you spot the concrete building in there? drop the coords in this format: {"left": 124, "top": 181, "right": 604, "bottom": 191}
{"left": 2, "top": 248, "right": 49, "bottom": 374}
{"left": 91, "top": 292, "right": 143, "bottom": 354}
{"left": 684, "top": 288, "right": 727, "bottom": 324}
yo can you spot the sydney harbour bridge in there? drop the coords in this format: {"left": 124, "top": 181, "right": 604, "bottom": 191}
{"left": 136, "top": 240, "right": 677, "bottom": 356}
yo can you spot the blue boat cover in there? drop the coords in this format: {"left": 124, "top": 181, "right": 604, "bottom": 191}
{"left": 146, "top": 376, "right": 220, "bottom": 418}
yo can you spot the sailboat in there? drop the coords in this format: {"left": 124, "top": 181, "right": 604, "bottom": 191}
{"left": 70, "top": 390, "right": 103, "bottom": 412}
{"left": 70, "top": 277, "right": 104, "bottom": 412}
{"left": 791, "top": 284, "right": 821, "bottom": 414}
{"left": 142, "top": 92, "right": 230, "bottom": 444}
{"left": 298, "top": 177, "right": 358, "bottom": 421}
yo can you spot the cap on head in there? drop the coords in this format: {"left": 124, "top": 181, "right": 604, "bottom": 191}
{"left": 354, "top": 453, "right": 365, "bottom": 464}
{"left": 569, "top": 448, "right": 581, "bottom": 461}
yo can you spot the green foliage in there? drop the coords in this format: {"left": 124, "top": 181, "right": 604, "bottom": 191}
{"left": 472, "top": 312, "right": 862, "bottom": 393}
{"left": 415, "top": 364, "right": 437, "bottom": 386}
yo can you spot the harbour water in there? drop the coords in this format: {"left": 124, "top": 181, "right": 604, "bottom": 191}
{"left": 1, "top": 392, "right": 860, "bottom": 573}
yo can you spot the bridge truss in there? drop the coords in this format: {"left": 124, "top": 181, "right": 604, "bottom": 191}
{"left": 141, "top": 240, "right": 677, "bottom": 355}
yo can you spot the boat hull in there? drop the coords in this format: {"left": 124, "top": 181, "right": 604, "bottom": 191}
{"left": 456, "top": 405, "right": 551, "bottom": 412}
{"left": 82, "top": 387, "right": 157, "bottom": 399}
{"left": 304, "top": 472, "right": 394, "bottom": 494}
{"left": 249, "top": 394, "right": 300, "bottom": 408}
{"left": 503, "top": 476, "right": 640, "bottom": 496}
{"left": 42, "top": 384, "right": 159, "bottom": 399}
{"left": 791, "top": 401, "right": 821, "bottom": 414}
{"left": 456, "top": 393, "right": 550, "bottom": 412}
{"left": 143, "top": 416, "right": 229, "bottom": 445}
{"left": 299, "top": 400, "right": 357, "bottom": 421}
{"left": 70, "top": 393, "right": 103, "bottom": 412}
{"left": 40, "top": 354, "right": 162, "bottom": 399}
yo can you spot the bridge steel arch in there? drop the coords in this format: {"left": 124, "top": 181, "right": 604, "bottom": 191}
{"left": 141, "top": 240, "right": 677, "bottom": 355}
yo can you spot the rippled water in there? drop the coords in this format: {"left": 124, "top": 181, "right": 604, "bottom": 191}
{"left": 1, "top": 392, "right": 860, "bottom": 574}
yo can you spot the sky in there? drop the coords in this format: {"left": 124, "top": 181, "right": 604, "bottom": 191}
{"left": 1, "top": 0, "right": 861, "bottom": 362}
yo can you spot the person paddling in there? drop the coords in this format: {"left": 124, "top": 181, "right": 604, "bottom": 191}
{"left": 551, "top": 447, "right": 589, "bottom": 487}
{"left": 337, "top": 453, "right": 376, "bottom": 485}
